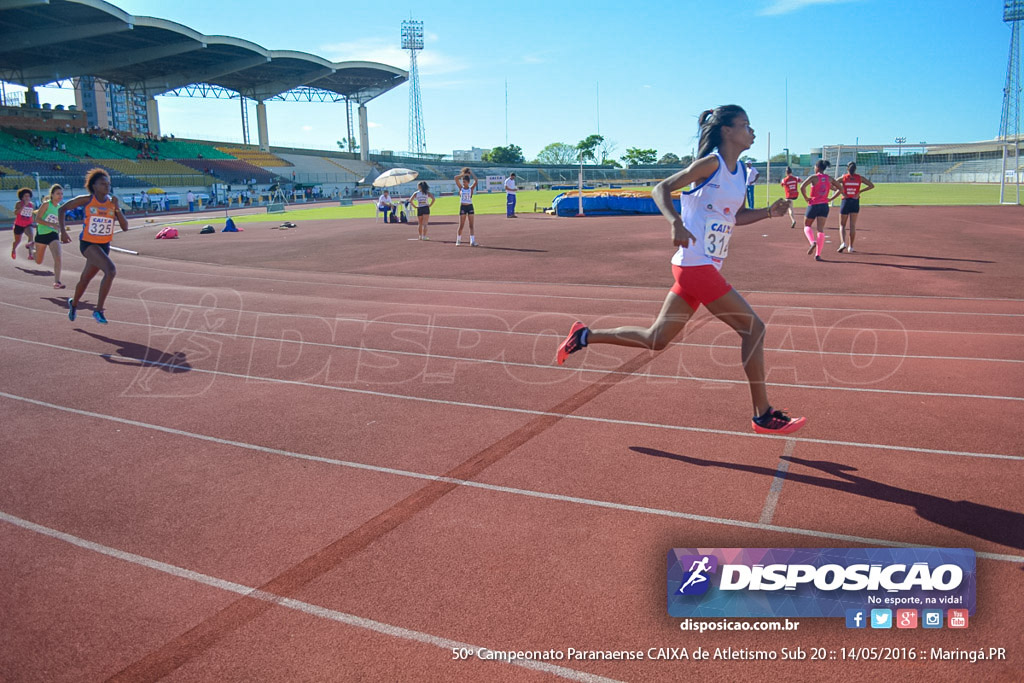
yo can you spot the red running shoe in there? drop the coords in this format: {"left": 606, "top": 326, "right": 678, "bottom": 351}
{"left": 752, "top": 408, "right": 806, "bottom": 435}
{"left": 556, "top": 321, "right": 588, "bottom": 365}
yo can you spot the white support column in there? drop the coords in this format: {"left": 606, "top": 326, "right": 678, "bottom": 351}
{"left": 358, "top": 103, "right": 369, "bottom": 162}
{"left": 256, "top": 101, "right": 269, "bottom": 151}
{"left": 145, "top": 96, "right": 160, "bottom": 136}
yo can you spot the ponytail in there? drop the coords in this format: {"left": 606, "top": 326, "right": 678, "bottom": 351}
{"left": 696, "top": 105, "right": 746, "bottom": 159}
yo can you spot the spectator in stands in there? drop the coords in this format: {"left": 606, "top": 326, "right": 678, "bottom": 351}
{"left": 11, "top": 188, "right": 36, "bottom": 260}
{"left": 504, "top": 172, "right": 518, "bottom": 218}
{"left": 411, "top": 181, "right": 435, "bottom": 240}
{"left": 835, "top": 161, "right": 874, "bottom": 254}
{"left": 454, "top": 168, "right": 479, "bottom": 246}
{"left": 744, "top": 160, "right": 759, "bottom": 209}
{"left": 377, "top": 189, "right": 394, "bottom": 222}
{"left": 59, "top": 168, "right": 129, "bottom": 325}
{"left": 799, "top": 159, "right": 842, "bottom": 262}
{"left": 32, "top": 184, "right": 66, "bottom": 289}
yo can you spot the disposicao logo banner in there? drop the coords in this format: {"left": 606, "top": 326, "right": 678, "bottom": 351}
{"left": 667, "top": 548, "right": 975, "bottom": 618}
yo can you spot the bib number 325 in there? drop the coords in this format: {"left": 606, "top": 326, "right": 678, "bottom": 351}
{"left": 704, "top": 218, "right": 733, "bottom": 259}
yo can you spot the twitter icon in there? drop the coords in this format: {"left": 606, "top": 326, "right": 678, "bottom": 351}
{"left": 870, "top": 609, "right": 893, "bottom": 629}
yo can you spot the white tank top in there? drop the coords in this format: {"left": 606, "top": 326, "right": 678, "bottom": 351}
{"left": 670, "top": 152, "right": 748, "bottom": 270}
{"left": 413, "top": 191, "right": 429, "bottom": 205}
{"left": 459, "top": 187, "right": 473, "bottom": 204}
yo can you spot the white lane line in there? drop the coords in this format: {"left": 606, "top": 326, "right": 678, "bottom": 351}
{"left": 39, "top": 254, "right": 1024, "bottom": 311}
{"left": 3, "top": 338, "right": 1022, "bottom": 459}
{"left": 759, "top": 440, "right": 796, "bottom": 525}
{"left": 2, "top": 310, "right": 1021, "bottom": 401}
{"left": 36, "top": 260, "right": 1024, "bottom": 317}
{"left": 5, "top": 297, "right": 1024, "bottom": 364}
{"left": 1, "top": 396, "right": 1021, "bottom": 564}
{"left": 53, "top": 247, "right": 1024, "bottom": 304}
{"left": 0, "top": 511, "right": 619, "bottom": 683}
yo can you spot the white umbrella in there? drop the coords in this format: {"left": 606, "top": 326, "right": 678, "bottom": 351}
{"left": 372, "top": 168, "right": 419, "bottom": 188}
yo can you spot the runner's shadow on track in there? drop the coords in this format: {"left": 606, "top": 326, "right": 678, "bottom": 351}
{"left": 629, "top": 447, "right": 1024, "bottom": 551}
{"left": 828, "top": 260, "right": 981, "bottom": 273}
{"left": 74, "top": 329, "right": 191, "bottom": 374}
{"left": 16, "top": 267, "right": 53, "bottom": 277}
{"left": 855, "top": 252, "right": 994, "bottom": 264}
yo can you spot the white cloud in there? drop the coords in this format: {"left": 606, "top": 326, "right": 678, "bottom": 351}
{"left": 368, "top": 122, "right": 382, "bottom": 129}
{"left": 760, "top": 0, "right": 855, "bottom": 15}
{"left": 302, "top": 125, "right": 313, "bottom": 131}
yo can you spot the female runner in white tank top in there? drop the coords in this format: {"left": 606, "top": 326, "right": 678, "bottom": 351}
{"left": 556, "top": 105, "right": 806, "bottom": 435}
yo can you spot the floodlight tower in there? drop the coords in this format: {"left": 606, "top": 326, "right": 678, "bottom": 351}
{"left": 999, "top": 0, "right": 1023, "bottom": 203}
{"left": 402, "top": 20, "right": 426, "bottom": 156}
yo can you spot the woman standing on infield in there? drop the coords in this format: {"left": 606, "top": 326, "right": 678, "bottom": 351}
{"left": 454, "top": 167, "right": 479, "bottom": 246}
{"left": 58, "top": 168, "right": 128, "bottom": 324}
{"left": 411, "top": 181, "right": 435, "bottom": 240}
{"left": 779, "top": 167, "right": 800, "bottom": 228}
{"left": 799, "top": 159, "right": 842, "bottom": 262}
{"left": 835, "top": 162, "right": 874, "bottom": 253}
{"left": 31, "top": 184, "right": 67, "bottom": 289}
{"left": 11, "top": 188, "right": 35, "bottom": 260}
{"left": 556, "top": 105, "right": 806, "bottom": 435}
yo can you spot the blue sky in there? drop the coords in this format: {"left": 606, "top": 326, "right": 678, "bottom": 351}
{"left": 28, "top": 0, "right": 1014, "bottom": 162}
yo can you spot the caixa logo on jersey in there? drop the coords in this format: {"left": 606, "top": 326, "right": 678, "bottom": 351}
{"left": 667, "top": 548, "right": 976, "bottom": 618}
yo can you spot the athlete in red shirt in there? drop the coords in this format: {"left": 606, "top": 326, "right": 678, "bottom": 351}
{"left": 779, "top": 167, "right": 800, "bottom": 228}
{"left": 835, "top": 162, "right": 874, "bottom": 253}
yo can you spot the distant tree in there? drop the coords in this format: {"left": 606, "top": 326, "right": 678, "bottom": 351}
{"left": 622, "top": 147, "right": 658, "bottom": 166}
{"left": 483, "top": 144, "right": 525, "bottom": 164}
{"left": 658, "top": 152, "right": 680, "bottom": 165}
{"left": 740, "top": 155, "right": 757, "bottom": 163}
{"left": 598, "top": 138, "right": 617, "bottom": 164}
{"left": 770, "top": 152, "right": 801, "bottom": 165}
{"left": 576, "top": 134, "right": 604, "bottom": 163}
{"left": 603, "top": 158, "right": 622, "bottom": 168}
{"left": 535, "top": 142, "right": 578, "bottom": 165}
{"left": 336, "top": 137, "right": 359, "bottom": 152}
{"left": 678, "top": 154, "right": 694, "bottom": 166}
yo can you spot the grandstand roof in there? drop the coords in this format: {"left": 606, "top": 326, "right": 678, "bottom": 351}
{"left": 0, "top": 0, "right": 407, "bottom": 102}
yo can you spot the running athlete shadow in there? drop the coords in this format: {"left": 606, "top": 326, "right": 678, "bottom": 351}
{"left": 829, "top": 260, "right": 981, "bottom": 273}
{"left": 74, "top": 329, "right": 191, "bottom": 374}
{"left": 16, "top": 267, "right": 53, "bottom": 277}
{"left": 855, "top": 252, "right": 994, "bottom": 264}
{"left": 628, "top": 447, "right": 1024, "bottom": 551}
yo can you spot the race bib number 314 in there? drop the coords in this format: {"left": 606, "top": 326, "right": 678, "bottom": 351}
{"left": 704, "top": 217, "right": 733, "bottom": 259}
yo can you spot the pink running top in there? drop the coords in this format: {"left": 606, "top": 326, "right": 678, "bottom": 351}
{"left": 808, "top": 173, "right": 832, "bottom": 205}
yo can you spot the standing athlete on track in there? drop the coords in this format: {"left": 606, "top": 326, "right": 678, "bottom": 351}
{"left": 411, "top": 181, "right": 434, "bottom": 240}
{"left": 836, "top": 162, "right": 874, "bottom": 253}
{"left": 556, "top": 105, "right": 806, "bottom": 435}
{"left": 454, "top": 167, "right": 479, "bottom": 246}
{"left": 780, "top": 167, "right": 800, "bottom": 228}
{"left": 59, "top": 168, "right": 128, "bottom": 324}
{"left": 799, "top": 160, "right": 842, "bottom": 262}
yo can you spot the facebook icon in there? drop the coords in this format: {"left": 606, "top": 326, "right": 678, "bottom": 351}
{"left": 845, "top": 609, "right": 867, "bottom": 629}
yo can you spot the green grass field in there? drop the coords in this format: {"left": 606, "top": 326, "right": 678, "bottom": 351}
{"left": 172, "top": 183, "right": 1011, "bottom": 226}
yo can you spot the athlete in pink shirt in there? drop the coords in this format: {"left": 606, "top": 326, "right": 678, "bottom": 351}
{"left": 798, "top": 159, "right": 842, "bottom": 261}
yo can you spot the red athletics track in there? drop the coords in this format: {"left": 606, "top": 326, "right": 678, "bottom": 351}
{"left": 0, "top": 204, "right": 1021, "bottom": 681}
